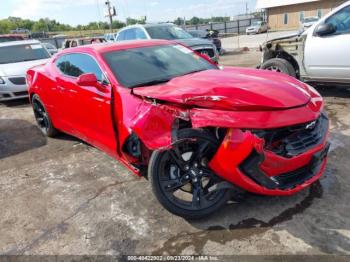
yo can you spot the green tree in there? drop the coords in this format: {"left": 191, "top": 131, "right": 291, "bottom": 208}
{"left": 189, "top": 17, "right": 201, "bottom": 25}
{"left": 174, "top": 17, "right": 184, "bottom": 26}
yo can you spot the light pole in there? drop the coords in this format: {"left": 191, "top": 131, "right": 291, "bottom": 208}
{"left": 105, "top": 0, "right": 116, "bottom": 32}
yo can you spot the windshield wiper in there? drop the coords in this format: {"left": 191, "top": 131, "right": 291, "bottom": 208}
{"left": 130, "top": 78, "right": 171, "bottom": 88}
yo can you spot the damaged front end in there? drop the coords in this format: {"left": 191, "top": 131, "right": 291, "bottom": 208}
{"left": 127, "top": 92, "right": 329, "bottom": 196}
{"left": 208, "top": 113, "right": 330, "bottom": 196}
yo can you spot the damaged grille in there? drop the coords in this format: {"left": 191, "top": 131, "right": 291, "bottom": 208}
{"left": 239, "top": 143, "right": 330, "bottom": 190}
{"left": 252, "top": 113, "right": 329, "bottom": 158}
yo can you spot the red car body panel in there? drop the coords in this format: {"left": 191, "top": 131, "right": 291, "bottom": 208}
{"left": 27, "top": 40, "right": 330, "bottom": 196}
{"left": 134, "top": 68, "right": 311, "bottom": 110}
{"left": 208, "top": 128, "right": 329, "bottom": 196}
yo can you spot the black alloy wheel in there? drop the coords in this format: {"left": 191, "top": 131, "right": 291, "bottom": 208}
{"left": 32, "top": 94, "right": 58, "bottom": 137}
{"left": 149, "top": 129, "right": 230, "bottom": 219}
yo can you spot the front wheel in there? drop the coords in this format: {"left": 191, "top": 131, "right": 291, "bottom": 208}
{"left": 148, "top": 129, "right": 230, "bottom": 219}
{"left": 261, "top": 58, "right": 296, "bottom": 77}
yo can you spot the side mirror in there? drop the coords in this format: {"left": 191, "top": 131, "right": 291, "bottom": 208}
{"left": 315, "top": 23, "right": 336, "bottom": 36}
{"left": 77, "top": 73, "right": 98, "bottom": 87}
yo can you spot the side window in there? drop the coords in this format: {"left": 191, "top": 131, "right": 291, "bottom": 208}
{"left": 56, "top": 56, "right": 67, "bottom": 74}
{"left": 117, "top": 30, "right": 126, "bottom": 41}
{"left": 124, "top": 29, "right": 136, "bottom": 40}
{"left": 326, "top": 5, "right": 350, "bottom": 34}
{"left": 56, "top": 54, "right": 104, "bottom": 82}
{"left": 135, "top": 28, "right": 147, "bottom": 39}
{"left": 284, "top": 13, "right": 288, "bottom": 25}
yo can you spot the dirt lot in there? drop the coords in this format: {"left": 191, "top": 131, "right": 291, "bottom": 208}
{"left": 1, "top": 51, "right": 350, "bottom": 256}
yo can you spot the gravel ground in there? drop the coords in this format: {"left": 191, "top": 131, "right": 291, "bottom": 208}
{"left": 1, "top": 51, "right": 350, "bottom": 256}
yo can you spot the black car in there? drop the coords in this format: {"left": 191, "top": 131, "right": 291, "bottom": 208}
{"left": 187, "top": 29, "right": 222, "bottom": 53}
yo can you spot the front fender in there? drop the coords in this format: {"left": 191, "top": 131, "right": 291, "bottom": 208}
{"left": 130, "top": 102, "right": 189, "bottom": 150}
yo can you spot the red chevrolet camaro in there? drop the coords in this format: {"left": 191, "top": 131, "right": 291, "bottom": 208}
{"left": 27, "top": 40, "right": 330, "bottom": 219}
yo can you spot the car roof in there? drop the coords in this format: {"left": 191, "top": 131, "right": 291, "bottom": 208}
{"left": 0, "top": 39, "right": 40, "bottom": 47}
{"left": 59, "top": 40, "right": 173, "bottom": 55}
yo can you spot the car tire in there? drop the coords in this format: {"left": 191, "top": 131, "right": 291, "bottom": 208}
{"left": 261, "top": 58, "right": 296, "bottom": 77}
{"left": 32, "top": 94, "right": 58, "bottom": 137}
{"left": 148, "top": 128, "right": 231, "bottom": 219}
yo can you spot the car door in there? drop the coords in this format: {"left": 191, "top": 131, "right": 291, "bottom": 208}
{"left": 304, "top": 4, "right": 350, "bottom": 82}
{"left": 54, "top": 53, "right": 116, "bottom": 154}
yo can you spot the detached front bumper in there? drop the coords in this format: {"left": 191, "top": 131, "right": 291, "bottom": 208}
{"left": 209, "top": 114, "right": 330, "bottom": 196}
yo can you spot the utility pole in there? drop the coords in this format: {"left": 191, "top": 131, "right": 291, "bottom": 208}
{"left": 246, "top": 2, "right": 249, "bottom": 15}
{"left": 105, "top": 0, "right": 116, "bottom": 32}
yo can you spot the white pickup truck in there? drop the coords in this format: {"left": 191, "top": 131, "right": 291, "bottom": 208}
{"left": 260, "top": 0, "right": 350, "bottom": 85}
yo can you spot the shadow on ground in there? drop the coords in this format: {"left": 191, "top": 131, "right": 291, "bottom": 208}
{"left": 0, "top": 98, "right": 30, "bottom": 108}
{"left": 0, "top": 119, "right": 47, "bottom": 159}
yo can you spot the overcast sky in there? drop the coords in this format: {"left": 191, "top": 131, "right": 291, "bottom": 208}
{"left": 1, "top": 0, "right": 257, "bottom": 25}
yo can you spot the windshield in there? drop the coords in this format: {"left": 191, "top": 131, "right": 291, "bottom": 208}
{"left": 252, "top": 21, "right": 262, "bottom": 26}
{"left": 103, "top": 44, "right": 217, "bottom": 88}
{"left": 0, "top": 43, "right": 50, "bottom": 64}
{"left": 146, "top": 25, "right": 193, "bottom": 40}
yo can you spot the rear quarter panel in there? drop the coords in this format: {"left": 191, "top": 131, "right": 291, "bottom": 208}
{"left": 27, "top": 63, "right": 60, "bottom": 127}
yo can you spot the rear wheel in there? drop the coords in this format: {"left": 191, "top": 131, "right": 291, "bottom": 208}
{"left": 149, "top": 129, "right": 230, "bottom": 219}
{"left": 261, "top": 58, "right": 296, "bottom": 77}
{"left": 32, "top": 94, "right": 58, "bottom": 137}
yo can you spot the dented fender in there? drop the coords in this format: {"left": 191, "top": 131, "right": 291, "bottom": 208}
{"left": 130, "top": 101, "right": 189, "bottom": 150}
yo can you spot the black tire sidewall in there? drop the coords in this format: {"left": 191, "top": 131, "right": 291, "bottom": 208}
{"left": 148, "top": 128, "right": 230, "bottom": 219}
{"left": 32, "top": 94, "right": 57, "bottom": 138}
{"left": 261, "top": 58, "right": 296, "bottom": 77}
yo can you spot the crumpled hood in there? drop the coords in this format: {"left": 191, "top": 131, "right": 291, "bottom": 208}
{"left": 0, "top": 59, "right": 49, "bottom": 77}
{"left": 133, "top": 67, "right": 312, "bottom": 111}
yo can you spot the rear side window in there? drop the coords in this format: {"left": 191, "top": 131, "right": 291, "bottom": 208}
{"left": 117, "top": 30, "right": 126, "bottom": 41}
{"left": 124, "top": 29, "right": 136, "bottom": 40}
{"left": 135, "top": 28, "right": 147, "bottom": 39}
{"left": 55, "top": 53, "right": 103, "bottom": 81}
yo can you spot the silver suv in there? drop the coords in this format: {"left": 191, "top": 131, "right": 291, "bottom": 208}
{"left": 0, "top": 40, "right": 50, "bottom": 101}
{"left": 115, "top": 23, "right": 219, "bottom": 63}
